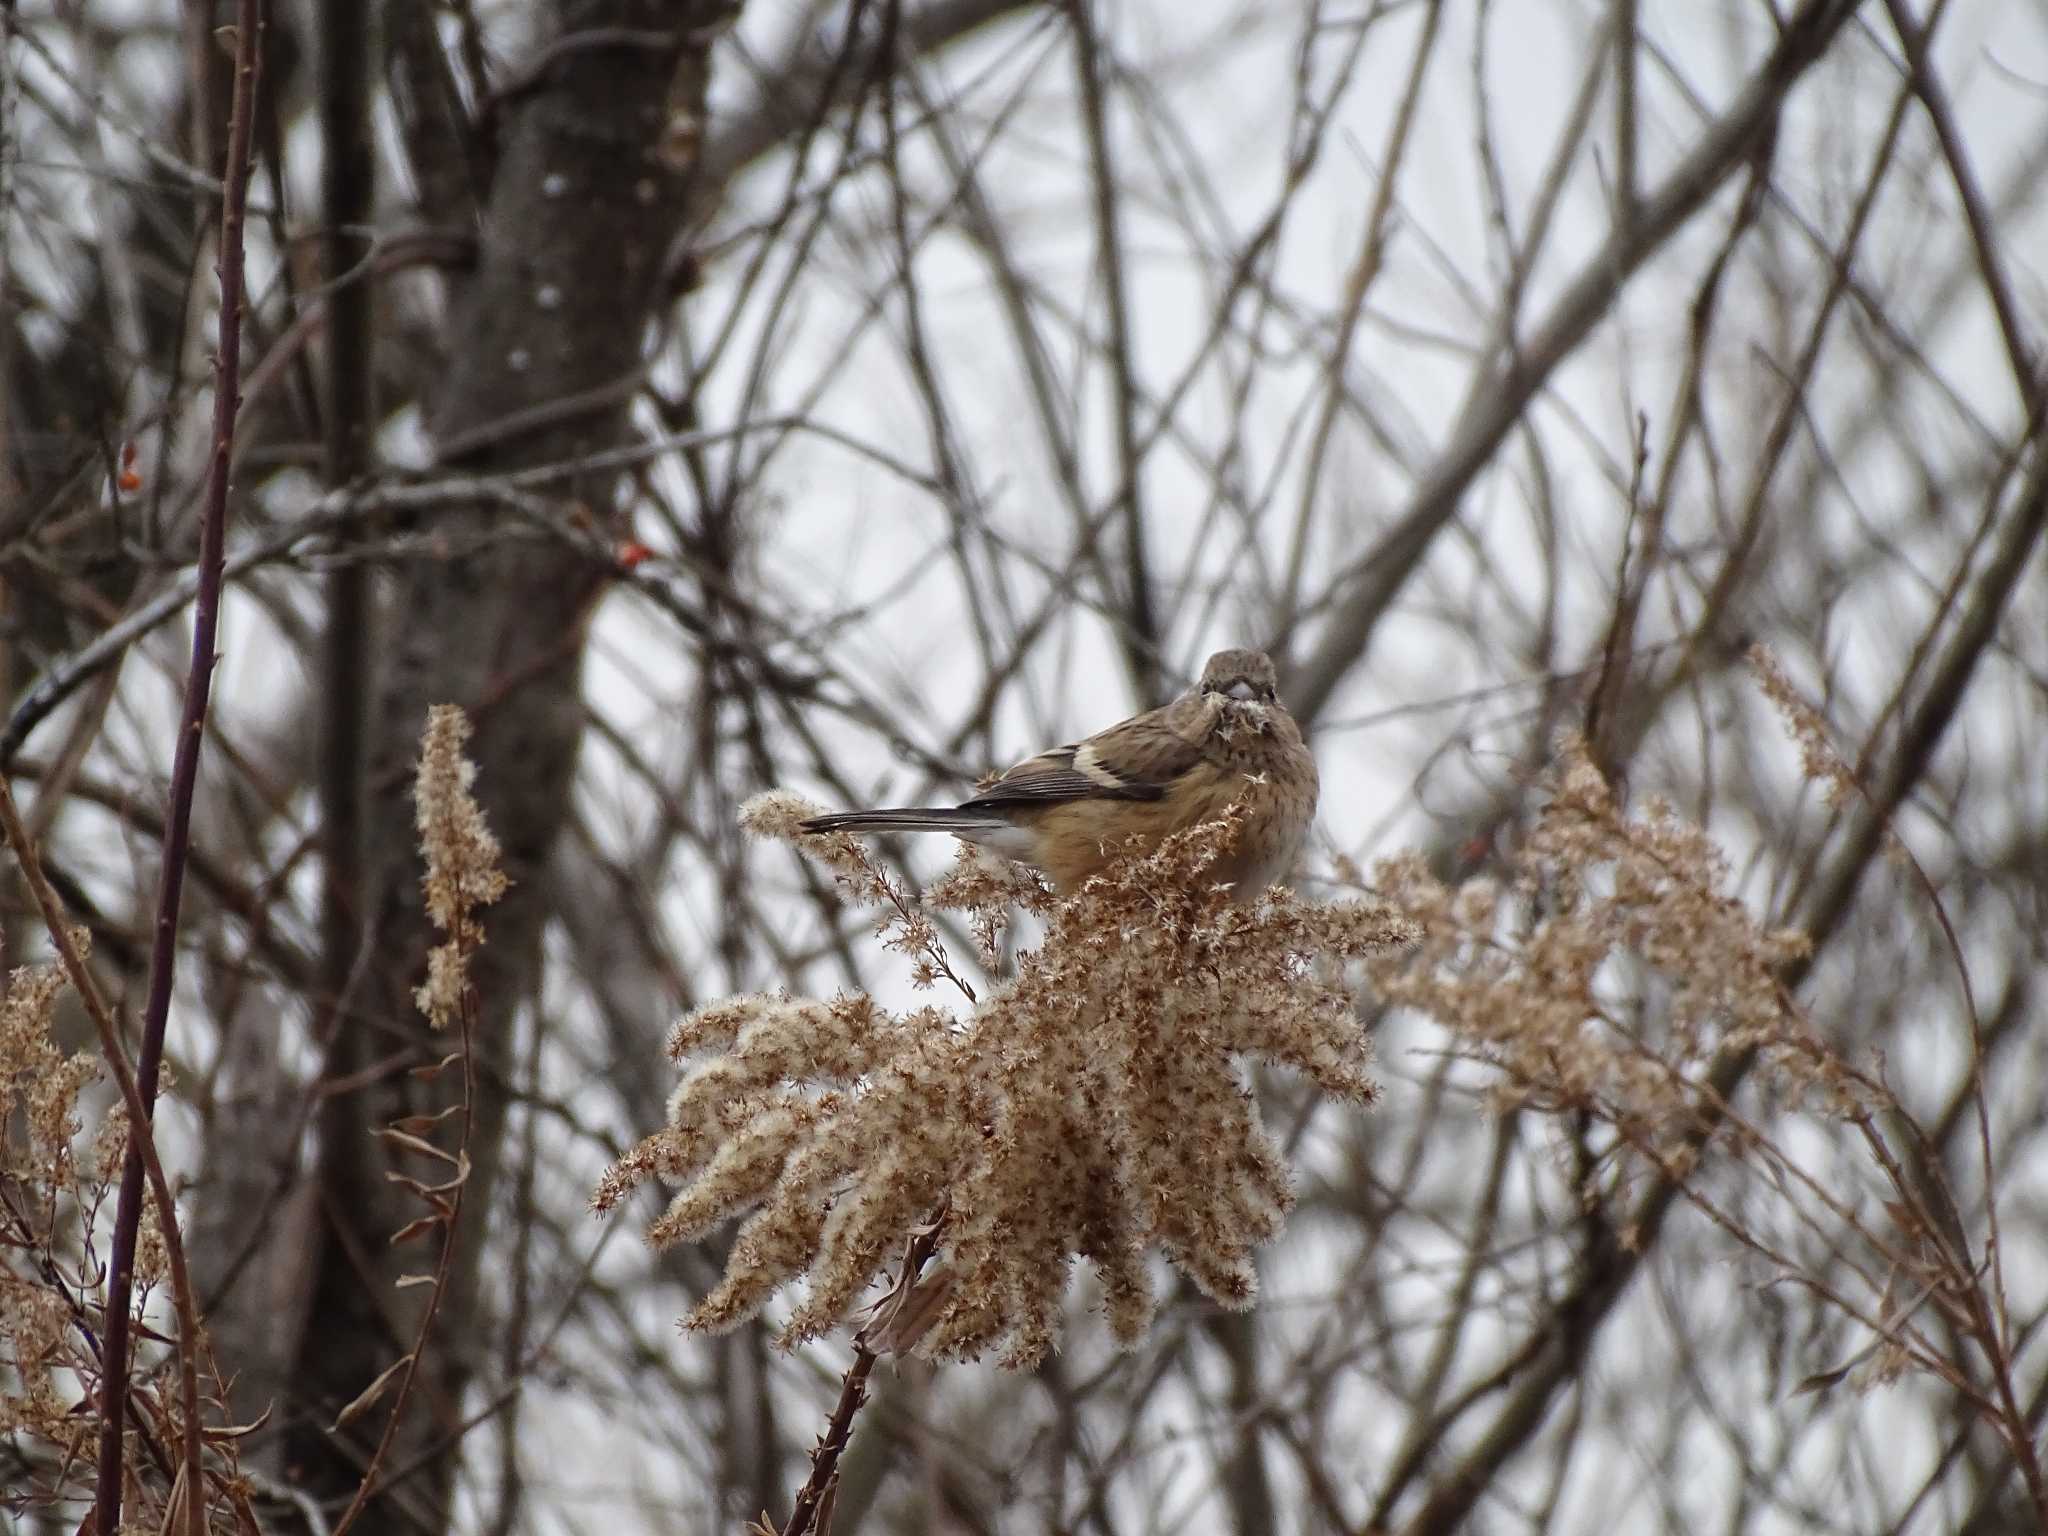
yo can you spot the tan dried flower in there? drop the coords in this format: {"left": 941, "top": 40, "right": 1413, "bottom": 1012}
{"left": 1, "top": 946, "right": 102, "bottom": 1451}
{"left": 413, "top": 704, "right": 510, "bottom": 1027}
{"left": 1361, "top": 739, "right": 1822, "bottom": 1150}
{"left": 740, "top": 790, "right": 991, "bottom": 997}
{"left": 0, "top": 1275, "right": 73, "bottom": 1440}
{"left": 90, "top": 1102, "right": 132, "bottom": 1184}
{"left": 598, "top": 795, "right": 1406, "bottom": 1366}
{"left": 1747, "top": 644, "right": 1857, "bottom": 811}
{"left": 2, "top": 945, "right": 100, "bottom": 1184}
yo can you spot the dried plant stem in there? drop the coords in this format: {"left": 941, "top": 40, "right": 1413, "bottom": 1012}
{"left": 91, "top": 4, "right": 263, "bottom": 1530}
{"left": 780, "top": 1222, "right": 944, "bottom": 1536}
{"left": 780, "top": 1338, "right": 876, "bottom": 1536}
{"left": 328, "top": 980, "right": 477, "bottom": 1536}
{"left": 0, "top": 778, "right": 208, "bottom": 1536}
{"left": 1756, "top": 644, "right": 2046, "bottom": 1523}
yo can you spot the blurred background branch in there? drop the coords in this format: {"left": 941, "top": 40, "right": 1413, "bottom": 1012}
{"left": 3, "top": 0, "right": 2046, "bottom": 1531}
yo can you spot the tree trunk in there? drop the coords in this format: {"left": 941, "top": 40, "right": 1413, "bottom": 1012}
{"left": 281, "top": 7, "right": 730, "bottom": 1527}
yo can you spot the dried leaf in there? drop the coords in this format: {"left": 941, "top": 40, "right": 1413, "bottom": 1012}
{"left": 330, "top": 1354, "right": 415, "bottom": 1431}
{"left": 411, "top": 1051, "right": 464, "bottom": 1081}
{"left": 389, "top": 1213, "right": 447, "bottom": 1246}
{"left": 201, "top": 1403, "right": 273, "bottom": 1441}
{"left": 385, "top": 1171, "right": 459, "bottom": 1204}
{"left": 157, "top": 1459, "right": 191, "bottom": 1536}
{"left": 378, "top": 1128, "right": 459, "bottom": 1164}
{"left": 1790, "top": 1364, "right": 1851, "bottom": 1397}
{"left": 393, "top": 1106, "right": 463, "bottom": 1135}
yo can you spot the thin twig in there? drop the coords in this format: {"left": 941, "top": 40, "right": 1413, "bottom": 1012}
{"left": 1288, "top": 0, "right": 1863, "bottom": 724}
{"left": 0, "top": 412, "right": 937, "bottom": 773}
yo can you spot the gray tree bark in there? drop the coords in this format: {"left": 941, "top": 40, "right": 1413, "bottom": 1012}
{"left": 280, "top": 7, "right": 733, "bottom": 1527}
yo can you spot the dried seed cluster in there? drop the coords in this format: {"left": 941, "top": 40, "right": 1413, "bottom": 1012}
{"left": 0, "top": 945, "right": 101, "bottom": 1444}
{"left": 413, "top": 703, "right": 510, "bottom": 1027}
{"left": 596, "top": 792, "right": 1406, "bottom": 1366}
{"left": 1361, "top": 740, "right": 1821, "bottom": 1150}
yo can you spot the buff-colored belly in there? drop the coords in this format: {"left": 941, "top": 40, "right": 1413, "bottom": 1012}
{"left": 1001, "top": 757, "right": 1308, "bottom": 896}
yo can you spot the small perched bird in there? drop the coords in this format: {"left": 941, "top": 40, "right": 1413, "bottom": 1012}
{"left": 801, "top": 648, "right": 1318, "bottom": 896}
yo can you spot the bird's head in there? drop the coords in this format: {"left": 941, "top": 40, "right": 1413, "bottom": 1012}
{"left": 1197, "top": 648, "right": 1281, "bottom": 730}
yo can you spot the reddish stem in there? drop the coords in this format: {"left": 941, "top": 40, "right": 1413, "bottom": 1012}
{"left": 93, "top": 4, "right": 265, "bottom": 1530}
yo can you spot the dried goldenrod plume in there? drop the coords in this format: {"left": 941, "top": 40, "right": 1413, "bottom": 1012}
{"left": 413, "top": 704, "right": 510, "bottom": 1027}
{"left": 595, "top": 791, "right": 1408, "bottom": 1366}
{"left": 1361, "top": 739, "right": 1823, "bottom": 1149}
{"left": 1, "top": 947, "right": 101, "bottom": 1444}
{"left": 1, "top": 943, "right": 99, "bottom": 1184}
{"left": 1746, "top": 643, "right": 1859, "bottom": 811}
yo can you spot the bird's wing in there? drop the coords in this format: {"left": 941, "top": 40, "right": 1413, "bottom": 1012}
{"left": 959, "top": 699, "right": 1216, "bottom": 812}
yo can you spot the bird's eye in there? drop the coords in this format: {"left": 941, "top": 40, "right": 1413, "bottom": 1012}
{"left": 1259, "top": 684, "right": 1277, "bottom": 702}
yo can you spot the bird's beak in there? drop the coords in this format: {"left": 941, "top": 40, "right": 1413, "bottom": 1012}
{"left": 1225, "top": 680, "right": 1259, "bottom": 702}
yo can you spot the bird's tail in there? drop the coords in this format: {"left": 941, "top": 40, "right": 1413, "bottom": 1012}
{"left": 799, "top": 807, "right": 1007, "bottom": 837}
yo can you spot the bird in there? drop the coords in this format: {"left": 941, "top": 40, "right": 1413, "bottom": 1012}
{"left": 800, "top": 648, "right": 1318, "bottom": 896}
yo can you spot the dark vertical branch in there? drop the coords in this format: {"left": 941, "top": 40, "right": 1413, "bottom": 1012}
{"left": 0, "top": 9, "right": 16, "bottom": 554}
{"left": 1613, "top": 0, "right": 1638, "bottom": 220}
{"left": 1209, "top": 1312, "right": 1278, "bottom": 1536}
{"left": 317, "top": 0, "right": 373, "bottom": 1085}
{"left": 1072, "top": 0, "right": 1159, "bottom": 696}
{"left": 93, "top": 2, "right": 265, "bottom": 1531}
